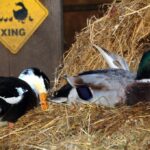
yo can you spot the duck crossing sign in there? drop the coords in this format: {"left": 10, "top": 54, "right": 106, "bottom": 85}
{"left": 0, "top": 0, "right": 48, "bottom": 54}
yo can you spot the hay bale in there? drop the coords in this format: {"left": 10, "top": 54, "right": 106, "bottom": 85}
{"left": 0, "top": 103, "right": 150, "bottom": 149}
{"left": 53, "top": 0, "right": 150, "bottom": 90}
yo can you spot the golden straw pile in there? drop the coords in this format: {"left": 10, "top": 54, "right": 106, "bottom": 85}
{"left": 0, "top": 103, "right": 150, "bottom": 149}
{"left": 0, "top": 0, "right": 150, "bottom": 149}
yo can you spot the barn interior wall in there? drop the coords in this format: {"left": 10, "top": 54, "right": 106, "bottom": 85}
{"left": 63, "top": 0, "right": 113, "bottom": 51}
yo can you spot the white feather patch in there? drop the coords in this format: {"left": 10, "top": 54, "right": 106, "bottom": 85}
{"left": 137, "top": 79, "right": 150, "bottom": 83}
{"left": 19, "top": 70, "right": 47, "bottom": 95}
{"left": 16, "top": 87, "right": 28, "bottom": 95}
{"left": 0, "top": 87, "right": 28, "bottom": 104}
{"left": 0, "top": 95, "right": 23, "bottom": 104}
{"left": 93, "top": 44, "right": 117, "bottom": 69}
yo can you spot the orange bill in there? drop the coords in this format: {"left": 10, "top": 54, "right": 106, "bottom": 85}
{"left": 39, "top": 93, "right": 49, "bottom": 111}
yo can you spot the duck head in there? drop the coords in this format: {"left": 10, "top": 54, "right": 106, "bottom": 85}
{"left": 93, "top": 44, "right": 129, "bottom": 71}
{"left": 15, "top": 2, "right": 26, "bottom": 8}
{"left": 136, "top": 50, "right": 150, "bottom": 80}
{"left": 18, "top": 68, "right": 50, "bottom": 110}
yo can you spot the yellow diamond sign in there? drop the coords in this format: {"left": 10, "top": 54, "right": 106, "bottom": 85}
{"left": 0, "top": 0, "right": 48, "bottom": 54}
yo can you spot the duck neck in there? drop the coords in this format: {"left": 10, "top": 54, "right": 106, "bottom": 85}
{"left": 136, "top": 50, "right": 150, "bottom": 80}
{"left": 18, "top": 3, "right": 26, "bottom": 10}
{"left": 18, "top": 75, "right": 39, "bottom": 97}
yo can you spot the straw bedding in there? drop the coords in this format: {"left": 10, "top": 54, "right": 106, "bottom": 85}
{"left": 0, "top": 0, "right": 150, "bottom": 149}
{"left": 0, "top": 103, "right": 150, "bottom": 149}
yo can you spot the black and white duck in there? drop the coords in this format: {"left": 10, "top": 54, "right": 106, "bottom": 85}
{"left": 0, "top": 68, "right": 50, "bottom": 128}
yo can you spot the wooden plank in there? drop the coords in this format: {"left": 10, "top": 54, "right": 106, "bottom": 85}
{"left": 64, "top": 10, "right": 102, "bottom": 50}
{"left": 8, "top": 0, "right": 63, "bottom": 83}
{"left": 64, "top": 0, "right": 114, "bottom": 5}
{"left": 0, "top": 45, "right": 10, "bottom": 76}
{"left": 64, "top": 4, "right": 101, "bottom": 12}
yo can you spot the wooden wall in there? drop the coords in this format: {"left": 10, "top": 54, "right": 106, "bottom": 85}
{"left": 0, "top": 0, "right": 63, "bottom": 84}
{"left": 64, "top": 0, "right": 113, "bottom": 5}
{"left": 64, "top": 0, "right": 113, "bottom": 50}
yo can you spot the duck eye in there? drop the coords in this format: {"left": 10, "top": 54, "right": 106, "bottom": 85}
{"left": 23, "top": 70, "right": 29, "bottom": 75}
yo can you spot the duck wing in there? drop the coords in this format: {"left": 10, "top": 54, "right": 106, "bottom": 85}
{"left": 66, "top": 69, "right": 135, "bottom": 106}
{"left": 68, "top": 69, "right": 135, "bottom": 88}
{"left": 51, "top": 69, "right": 135, "bottom": 106}
{"left": 0, "top": 77, "right": 30, "bottom": 103}
{"left": 0, "top": 77, "right": 36, "bottom": 123}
